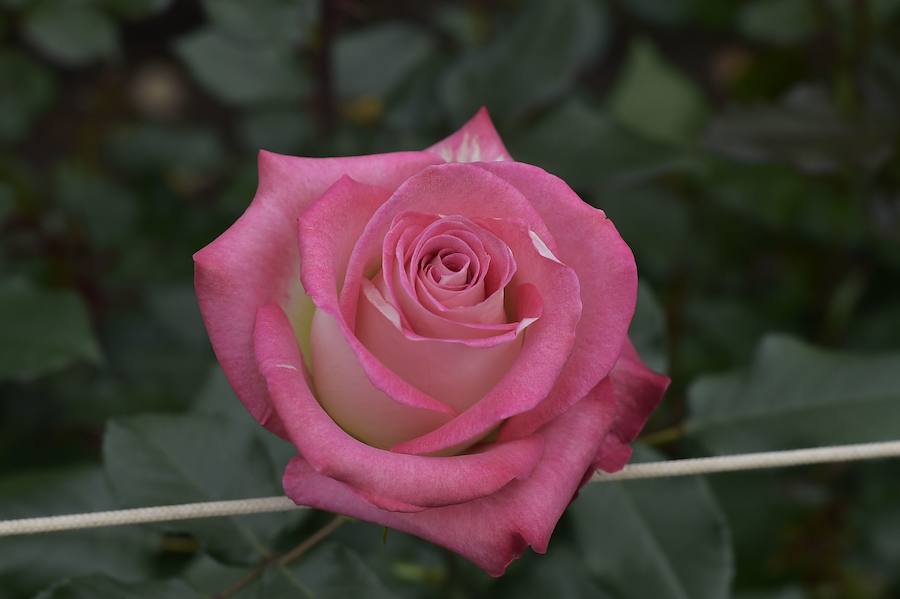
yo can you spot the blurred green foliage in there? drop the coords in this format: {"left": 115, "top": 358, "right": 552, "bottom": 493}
{"left": 1, "top": 0, "right": 900, "bottom": 597}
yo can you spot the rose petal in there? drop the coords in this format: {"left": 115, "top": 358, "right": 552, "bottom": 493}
{"left": 339, "top": 163, "right": 557, "bottom": 334}
{"left": 282, "top": 379, "right": 619, "bottom": 576}
{"left": 310, "top": 307, "right": 454, "bottom": 447}
{"left": 255, "top": 302, "right": 546, "bottom": 509}
{"left": 391, "top": 219, "right": 581, "bottom": 455}
{"left": 428, "top": 107, "right": 512, "bottom": 163}
{"left": 356, "top": 278, "right": 524, "bottom": 426}
{"left": 477, "top": 162, "right": 639, "bottom": 442}
{"left": 300, "top": 176, "right": 455, "bottom": 416}
{"left": 383, "top": 213, "right": 519, "bottom": 342}
{"left": 594, "top": 338, "right": 670, "bottom": 472}
{"left": 424, "top": 252, "right": 470, "bottom": 289}
{"left": 299, "top": 167, "right": 565, "bottom": 437}
{"left": 405, "top": 215, "right": 515, "bottom": 306}
{"left": 194, "top": 150, "right": 442, "bottom": 435}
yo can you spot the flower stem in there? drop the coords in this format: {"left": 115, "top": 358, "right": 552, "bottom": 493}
{"left": 315, "top": 0, "right": 338, "bottom": 139}
{"left": 639, "top": 425, "right": 685, "bottom": 446}
{"left": 214, "top": 514, "right": 347, "bottom": 598}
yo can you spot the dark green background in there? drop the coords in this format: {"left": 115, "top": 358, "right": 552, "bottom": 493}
{"left": 2, "top": 0, "right": 900, "bottom": 597}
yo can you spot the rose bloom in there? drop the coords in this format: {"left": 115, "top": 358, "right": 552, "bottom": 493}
{"left": 195, "top": 109, "right": 668, "bottom": 575}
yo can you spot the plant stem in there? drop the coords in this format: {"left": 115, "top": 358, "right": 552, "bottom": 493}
{"left": 315, "top": 0, "right": 337, "bottom": 139}
{"left": 214, "top": 514, "right": 347, "bottom": 599}
{"left": 639, "top": 425, "right": 685, "bottom": 446}
{"left": 279, "top": 514, "right": 347, "bottom": 566}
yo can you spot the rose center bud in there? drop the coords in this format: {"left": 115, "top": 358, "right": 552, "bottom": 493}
{"left": 424, "top": 251, "right": 471, "bottom": 289}
{"left": 311, "top": 211, "right": 544, "bottom": 450}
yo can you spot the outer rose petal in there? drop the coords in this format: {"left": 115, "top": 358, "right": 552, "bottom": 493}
{"left": 428, "top": 107, "right": 512, "bottom": 163}
{"left": 283, "top": 379, "right": 619, "bottom": 576}
{"left": 479, "top": 162, "right": 639, "bottom": 442}
{"left": 255, "top": 303, "right": 546, "bottom": 510}
{"left": 594, "top": 339, "right": 671, "bottom": 472}
{"left": 194, "top": 150, "right": 441, "bottom": 435}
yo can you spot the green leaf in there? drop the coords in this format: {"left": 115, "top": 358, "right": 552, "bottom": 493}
{"left": 631, "top": 282, "right": 668, "bottom": 373}
{"left": 186, "top": 538, "right": 396, "bottom": 598}
{"left": 0, "top": 467, "right": 158, "bottom": 598}
{"left": 259, "top": 542, "right": 396, "bottom": 599}
{"left": 687, "top": 335, "right": 900, "bottom": 454}
{"left": 179, "top": 555, "right": 252, "bottom": 596}
{"left": 434, "top": 5, "right": 481, "bottom": 49}
{"left": 496, "top": 549, "right": 615, "bottom": 599}
{"left": 22, "top": 0, "right": 117, "bottom": 65}
{"left": 609, "top": 38, "right": 708, "bottom": 145}
{"left": 100, "top": 305, "right": 212, "bottom": 412}
{"left": 847, "top": 301, "right": 900, "bottom": 351}
{"left": 508, "top": 98, "right": 698, "bottom": 192}
{"left": 105, "top": 123, "right": 226, "bottom": 178}
{"left": 375, "top": 58, "right": 447, "bottom": 146}
{"left": 738, "top": 0, "right": 817, "bottom": 45}
{"left": 872, "top": 0, "right": 900, "bottom": 23}
{"left": 441, "top": 0, "right": 606, "bottom": 123}
{"left": 202, "top": 0, "right": 316, "bottom": 47}
{"left": 55, "top": 164, "right": 138, "bottom": 247}
{"left": 704, "top": 86, "right": 895, "bottom": 174}
{"left": 239, "top": 109, "right": 312, "bottom": 153}
{"left": 0, "top": 183, "right": 14, "bottom": 222}
{"left": 176, "top": 28, "right": 308, "bottom": 105}
{"left": 569, "top": 447, "right": 733, "bottom": 599}
{"left": 734, "top": 589, "right": 809, "bottom": 599}
{"left": 192, "top": 365, "right": 298, "bottom": 476}
{"left": 624, "top": 0, "right": 695, "bottom": 25}
{"left": 0, "top": 282, "right": 101, "bottom": 382}
{"left": 709, "top": 468, "right": 824, "bottom": 584}
{"left": 701, "top": 159, "right": 868, "bottom": 245}
{"left": 691, "top": 0, "right": 743, "bottom": 28}
{"left": 145, "top": 285, "right": 208, "bottom": 348}
{"left": 101, "top": 0, "right": 173, "bottom": 20}
{"left": 103, "top": 412, "right": 301, "bottom": 565}
{"left": 34, "top": 575, "right": 198, "bottom": 599}
{"left": 852, "top": 463, "right": 900, "bottom": 575}
{"left": 681, "top": 297, "right": 770, "bottom": 372}
{"left": 335, "top": 22, "right": 434, "bottom": 101}
{"left": 328, "top": 519, "right": 450, "bottom": 596}
{"left": 598, "top": 184, "right": 692, "bottom": 281}
{"left": 0, "top": 50, "right": 56, "bottom": 143}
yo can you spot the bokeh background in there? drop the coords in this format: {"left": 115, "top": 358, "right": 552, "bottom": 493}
{"left": 2, "top": 0, "right": 900, "bottom": 597}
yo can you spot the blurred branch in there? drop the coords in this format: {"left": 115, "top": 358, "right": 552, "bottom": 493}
{"left": 214, "top": 514, "right": 347, "bottom": 599}
{"left": 639, "top": 425, "right": 685, "bottom": 446}
{"left": 315, "top": 0, "right": 338, "bottom": 139}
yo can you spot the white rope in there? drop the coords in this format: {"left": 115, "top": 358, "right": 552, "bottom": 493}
{"left": 0, "top": 496, "right": 301, "bottom": 537}
{"left": 591, "top": 439, "right": 900, "bottom": 482}
{"left": 2, "top": 440, "right": 899, "bottom": 538}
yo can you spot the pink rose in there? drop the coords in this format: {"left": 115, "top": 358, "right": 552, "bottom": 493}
{"left": 194, "top": 109, "right": 668, "bottom": 575}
